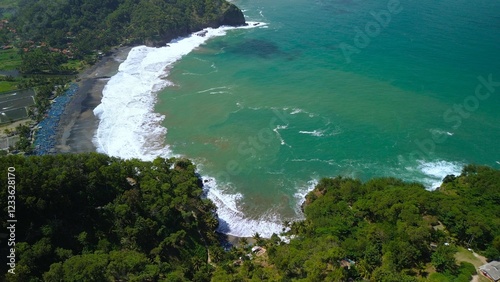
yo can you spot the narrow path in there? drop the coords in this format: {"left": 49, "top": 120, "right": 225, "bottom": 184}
{"left": 473, "top": 252, "right": 487, "bottom": 264}
{"left": 470, "top": 252, "right": 486, "bottom": 282}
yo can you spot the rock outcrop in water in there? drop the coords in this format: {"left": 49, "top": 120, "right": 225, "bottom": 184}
{"left": 219, "top": 3, "right": 246, "bottom": 26}
{"left": 148, "top": 1, "right": 246, "bottom": 46}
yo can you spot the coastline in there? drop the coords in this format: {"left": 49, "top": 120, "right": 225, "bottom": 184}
{"left": 55, "top": 46, "right": 132, "bottom": 153}
{"left": 89, "top": 22, "right": 286, "bottom": 239}
{"left": 50, "top": 44, "right": 255, "bottom": 245}
{"left": 51, "top": 22, "right": 278, "bottom": 240}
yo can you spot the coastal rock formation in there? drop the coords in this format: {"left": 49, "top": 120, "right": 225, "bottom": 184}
{"left": 150, "top": 1, "right": 246, "bottom": 46}
{"left": 219, "top": 3, "right": 246, "bottom": 26}
{"left": 13, "top": 0, "right": 246, "bottom": 51}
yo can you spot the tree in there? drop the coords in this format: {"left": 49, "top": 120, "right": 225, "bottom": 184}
{"left": 431, "top": 246, "right": 457, "bottom": 273}
{"left": 253, "top": 232, "right": 264, "bottom": 246}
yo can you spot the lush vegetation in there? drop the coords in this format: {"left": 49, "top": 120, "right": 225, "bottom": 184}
{"left": 1, "top": 0, "right": 244, "bottom": 76}
{"left": 0, "top": 79, "right": 16, "bottom": 92}
{"left": 0, "top": 0, "right": 245, "bottom": 145}
{"left": 1, "top": 154, "right": 498, "bottom": 281}
{"left": 0, "top": 48, "right": 21, "bottom": 70}
{"left": 0, "top": 0, "right": 16, "bottom": 9}
{"left": 13, "top": 0, "right": 244, "bottom": 62}
{"left": 0, "top": 154, "right": 220, "bottom": 281}
{"left": 213, "top": 165, "right": 500, "bottom": 281}
{"left": 0, "top": 48, "right": 21, "bottom": 92}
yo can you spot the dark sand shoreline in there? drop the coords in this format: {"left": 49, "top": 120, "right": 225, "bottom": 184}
{"left": 55, "top": 47, "right": 132, "bottom": 153}
{"left": 51, "top": 46, "right": 261, "bottom": 244}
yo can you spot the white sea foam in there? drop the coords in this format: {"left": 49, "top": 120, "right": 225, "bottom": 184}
{"left": 416, "top": 160, "right": 463, "bottom": 189}
{"left": 197, "top": 86, "right": 229, "bottom": 93}
{"left": 293, "top": 179, "right": 319, "bottom": 215}
{"left": 288, "top": 107, "right": 316, "bottom": 117}
{"left": 273, "top": 124, "right": 289, "bottom": 146}
{"left": 94, "top": 21, "right": 291, "bottom": 239}
{"left": 94, "top": 23, "right": 263, "bottom": 160}
{"left": 299, "top": 129, "right": 325, "bottom": 137}
{"left": 299, "top": 126, "right": 342, "bottom": 137}
{"left": 429, "top": 128, "right": 454, "bottom": 137}
{"left": 203, "top": 177, "right": 321, "bottom": 238}
{"left": 202, "top": 177, "right": 285, "bottom": 238}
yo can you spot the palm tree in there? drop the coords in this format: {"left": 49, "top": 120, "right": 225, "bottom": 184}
{"left": 239, "top": 237, "right": 249, "bottom": 248}
{"left": 253, "top": 232, "right": 264, "bottom": 246}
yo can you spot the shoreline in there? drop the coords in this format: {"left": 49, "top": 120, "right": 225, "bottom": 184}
{"left": 55, "top": 46, "right": 132, "bottom": 153}
{"left": 50, "top": 23, "right": 277, "bottom": 241}
{"left": 50, "top": 44, "right": 257, "bottom": 244}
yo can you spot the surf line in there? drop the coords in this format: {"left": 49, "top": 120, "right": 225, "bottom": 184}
{"left": 398, "top": 74, "right": 499, "bottom": 189}
{"left": 93, "top": 22, "right": 266, "bottom": 161}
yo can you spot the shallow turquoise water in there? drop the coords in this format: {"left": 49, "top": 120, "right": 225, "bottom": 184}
{"left": 155, "top": 0, "right": 500, "bottom": 230}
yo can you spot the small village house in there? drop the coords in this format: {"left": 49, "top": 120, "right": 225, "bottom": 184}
{"left": 479, "top": 261, "right": 500, "bottom": 282}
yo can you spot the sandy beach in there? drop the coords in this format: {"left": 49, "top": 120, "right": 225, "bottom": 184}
{"left": 55, "top": 47, "right": 132, "bottom": 153}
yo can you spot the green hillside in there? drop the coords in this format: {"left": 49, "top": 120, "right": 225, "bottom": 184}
{"left": 213, "top": 165, "right": 500, "bottom": 281}
{"left": 1, "top": 153, "right": 498, "bottom": 281}
{"left": 13, "top": 0, "right": 245, "bottom": 55}
{"left": 0, "top": 154, "right": 220, "bottom": 281}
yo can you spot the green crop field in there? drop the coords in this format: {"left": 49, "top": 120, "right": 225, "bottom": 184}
{"left": 0, "top": 48, "right": 21, "bottom": 70}
{"left": 61, "top": 59, "right": 85, "bottom": 71}
{"left": 0, "top": 81, "right": 17, "bottom": 92}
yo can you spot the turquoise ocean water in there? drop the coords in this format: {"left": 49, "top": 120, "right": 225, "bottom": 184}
{"left": 153, "top": 0, "right": 500, "bottom": 236}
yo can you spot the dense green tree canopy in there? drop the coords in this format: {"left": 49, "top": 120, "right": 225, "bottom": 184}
{"left": 212, "top": 165, "right": 499, "bottom": 281}
{"left": 1, "top": 153, "right": 498, "bottom": 281}
{"left": 0, "top": 154, "right": 219, "bottom": 281}
{"left": 13, "top": 0, "right": 245, "bottom": 54}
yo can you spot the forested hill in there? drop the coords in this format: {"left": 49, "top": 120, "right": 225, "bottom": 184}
{"left": 211, "top": 165, "right": 500, "bottom": 281}
{"left": 12, "top": 0, "right": 245, "bottom": 55}
{"left": 1, "top": 153, "right": 499, "bottom": 281}
{"left": 247, "top": 165, "right": 500, "bottom": 282}
{"left": 0, "top": 154, "right": 221, "bottom": 281}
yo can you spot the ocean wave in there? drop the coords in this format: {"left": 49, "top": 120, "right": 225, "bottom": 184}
{"left": 417, "top": 160, "right": 462, "bottom": 189}
{"left": 293, "top": 179, "right": 319, "bottom": 215}
{"left": 273, "top": 124, "right": 290, "bottom": 146}
{"left": 94, "top": 21, "right": 289, "bottom": 238}
{"left": 429, "top": 128, "right": 454, "bottom": 136}
{"left": 288, "top": 107, "right": 316, "bottom": 117}
{"left": 399, "top": 159, "right": 463, "bottom": 190}
{"left": 94, "top": 23, "right": 263, "bottom": 160}
{"left": 299, "top": 129, "right": 325, "bottom": 137}
{"left": 202, "top": 177, "right": 285, "bottom": 238}
{"left": 197, "top": 86, "right": 231, "bottom": 95}
{"left": 298, "top": 126, "right": 342, "bottom": 137}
